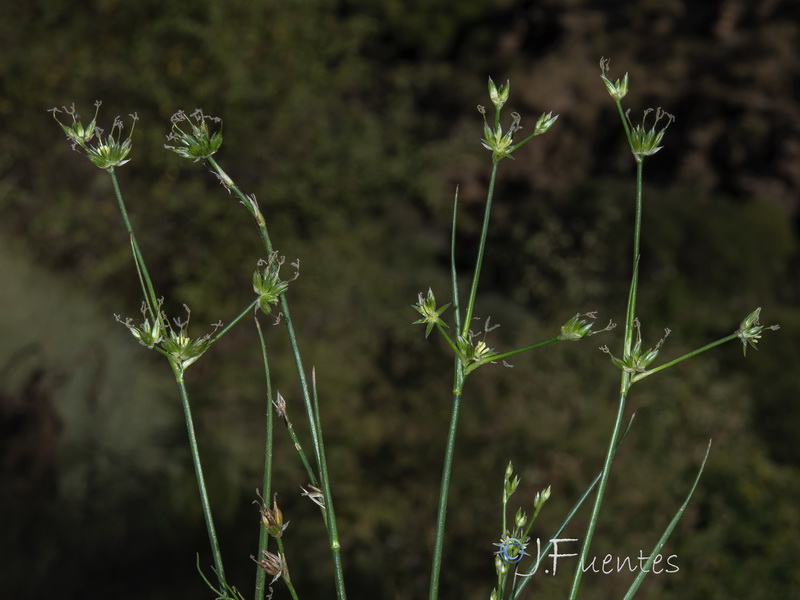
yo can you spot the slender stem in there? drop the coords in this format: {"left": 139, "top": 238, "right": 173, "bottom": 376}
{"left": 430, "top": 156, "right": 502, "bottom": 600}
{"left": 616, "top": 100, "right": 634, "bottom": 149}
{"left": 275, "top": 538, "right": 301, "bottom": 600}
{"left": 277, "top": 399, "right": 320, "bottom": 488}
{"left": 510, "top": 416, "right": 636, "bottom": 600}
{"left": 254, "top": 317, "right": 274, "bottom": 600}
{"left": 462, "top": 163, "right": 499, "bottom": 335}
{"left": 624, "top": 160, "right": 644, "bottom": 355}
{"left": 466, "top": 336, "right": 560, "bottom": 374}
{"left": 108, "top": 168, "right": 160, "bottom": 319}
{"left": 633, "top": 333, "right": 738, "bottom": 383}
{"left": 568, "top": 383, "right": 629, "bottom": 599}
{"left": 428, "top": 372, "right": 465, "bottom": 600}
{"left": 172, "top": 364, "right": 226, "bottom": 591}
{"left": 309, "top": 372, "right": 346, "bottom": 598}
{"left": 204, "top": 156, "right": 346, "bottom": 599}
{"left": 568, "top": 148, "right": 646, "bottom": 600}
{"left": 450, "top": 188, "right": 462, "bottom": 334}
{"left": 621, "top": 440, "right": 712, "bottom": 600}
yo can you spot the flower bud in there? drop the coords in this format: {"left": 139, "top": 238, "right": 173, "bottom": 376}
{"left": 737, "top": 307, "right": 779, "bottom": 356}
{"left": 488, "top": 77, "right": 510, "bottom": 110}
{"left": 600, "top": 57, "right": 629, "bottom": 101}
{"left": 254, "top": 254, "right": 290, "bottom": 315}
{"left": 515, "top": 507, "right": 528, "bottom": 529}
{"left": 251, "top": 550, "right": 285, "bottom": 584}
{"left": 259, "top": 493, "right": 288, "bottom": 538}
{"left": 165, "top": 109, "right": 223, "bottom": 161}
{"left": 534, "top": 485, "right": 552, "bottom": 511}
{"left": 412, "top": 288, "right": 450, "bottom": 338}
{"left": 626, "top": 107, "right": 675, "bottom": 159}
{"left": 534, "top": 111, "right": 559, "bottom": 136}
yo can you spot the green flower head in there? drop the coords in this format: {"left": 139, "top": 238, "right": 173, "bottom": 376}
{"left": 165, "top": 109, "right": 223, "bottom": 161}
{"left": 50, "top": 101, "right": 137, "bottom": 170}
{"left": 412, "top": 288, "right": 449, "bottom": 338}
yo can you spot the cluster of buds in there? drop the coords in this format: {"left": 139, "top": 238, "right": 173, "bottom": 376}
{"left": 253, "top": 253, "right": 295, "bottom": 315}
{"left": 737, "top": 307, "right": 780, "bottom": 356}
{"left": 494, "top": 462, "right": 552, "bottom": 570}
{"left": 257, "top": 492, "right": 288, "bottom": 538}
{"left": 50, "top": 101, "right": 137, "bottom": 170}
{"left": 558, "top": 312, "right": 615, "bottom": 341}
{"left": 625, "top": 107, "right": 675, "bottom": 160}
{"left": 603, "top": 319, "right": 671, "bottom": 374}
{"left": 457, "top": 330, "right": 497, "bottom": 369}
{"left": 165, "top": 109, "right": 223, "bottom": 162}
{"left": 116, "top": 302, "right": 221, "bottom": 372}
{"left": 251, "top": 549, "right": 285, "bottom": 585}
{"left": 600, "top": 57, "right": 629, "bottom": 101}
{"left": 600, "top": 58, "right": 674, "bottom": 161}
{"left": 251, "top": 492, "right": 292, "bottom": 586}
{"left": 412, "top": 288, "right": 450, "bottom": 338}
{"left": 479, "top": 78, "right": 558, "bottom": 164}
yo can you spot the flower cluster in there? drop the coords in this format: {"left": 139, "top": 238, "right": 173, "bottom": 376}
{"left": 253, "top": 253, "right": 296, "bottom": 315}
{"left": 116, "top": 302, "right": 221, "bottom": 372}
{"left": 479, "top": 78, "right": 557, "bottom": 163}
{"left": 603, "top": 319, "right": 671, "bottom": 374}
{"left": 412, "top": 288, "right": 450, "bottom": 338}
{"left": 737, "top": 307, "right": 780, "bottom": 356}
{"left": 165, "top": 109, "right": 223, "bottom": 162}
{"left": 50, "top": 101, "right": 137, "bottom": 170}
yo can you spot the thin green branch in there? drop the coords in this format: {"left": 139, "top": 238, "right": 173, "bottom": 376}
{"left": 210, "top": 298, "right": 260, "bottom": 346}
{"left": 275, "top": 538, "right": 301, "bottom": 600}
{"left": 462, "top": 162, "right": 499, "bottom": 335}
{"left": 310, "top": 371, "right": 346, "bottom": 599}
{"left": 450, "top": 188, "right": 462, "bottom": 334}
{"left": 254, "top": 317, "right": 274, "bottom": 600}
{"left": 203, "top": 155, "right": 346, "bottom": 599}
{"left": 428, "top": 381, "right": 465, "bottom": 600}
{"left": 511, "top": 414, "right": 636, "bottom": 599}
{"left": 173, "top": 364, "right": 226, "bottom": 591}
{"left": 633, "top": 333, "right": 738, "bottom": 383}
{"left": 467, "top": 336, "right": 561, "bottom": 372}
{"left": 275, "top": 393, "right": 319, "bottom": 488}
{"left": 622, "top": 440, "right": 712, "bottom": 599}
{"left": 568, "top": 146, "right": 645, "bottom": 600}
{"left": 108, "top": 168, "right": 160, "bottom": 319}
{"left": 623, "top": 161, "right": 644, "bottom": 356}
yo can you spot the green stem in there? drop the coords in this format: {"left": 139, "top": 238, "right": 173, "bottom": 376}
{"left": 430, "top": 158, "right": 502, "bottom": 600}
{"left": 108, "top": 168, "right": 160, "bottom": 319}
{"left": 450, "top": 188, "right": 462, "bottom": 334}
{"left": 204, "top": 157, "right": 346, "bottom": 599}
{"left": 462, "top": 162, "right": 499, "bottom": 335}
{"left": 428, "top": 372, "right": 465, "bottom": 600}
{"left": 277, "top": 398, "right": 320, "bottom": 488}
{"left": 275, "top": 538, "right": 301, "bottom": 600}
{"left": 254, "top": 317, "right": 274, "bottom": 600}
{"left": 568, "top": 144, "right": 645, "bottom": 600}
{"left": 568, "top": 383, "right": 630, "bottom": 599}
{"left": 621, "top": 440, "right": 712, "bottom": 600}
{"left": 172, "top": 364, "right": 226, "bottom": 591}
{"left": 466, "top": 336, "right": 561, "bottom": 374}
{"left": 310, "top": 373, "right": 346, "bottom": 598}
{"left": 616, "top": 100, "right": 634, "bottom": 150}
{"left": 511, "top": 414, "right": 636, "bottom": 600}
{"left": 633, "top": 333, "right": 738, "bottom": 383}
{"left": 623, "top": 160, "right": 644, "bottom": 355}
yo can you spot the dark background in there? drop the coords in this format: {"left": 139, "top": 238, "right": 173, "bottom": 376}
{"left": 1, "top": 1, "right": 798, "bottom": 599}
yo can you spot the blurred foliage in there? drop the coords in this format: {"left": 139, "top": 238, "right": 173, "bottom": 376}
{"left": 1, "top": 1, "right": 799, "bottom": 599}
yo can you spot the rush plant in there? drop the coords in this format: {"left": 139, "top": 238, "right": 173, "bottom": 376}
{"left": 50, "top": 58, "right": 777, "bottom": 600}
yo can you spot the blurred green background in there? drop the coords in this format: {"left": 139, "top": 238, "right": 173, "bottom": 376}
{"left": 1, "top": 1, "right": 798, "bottom": 599}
